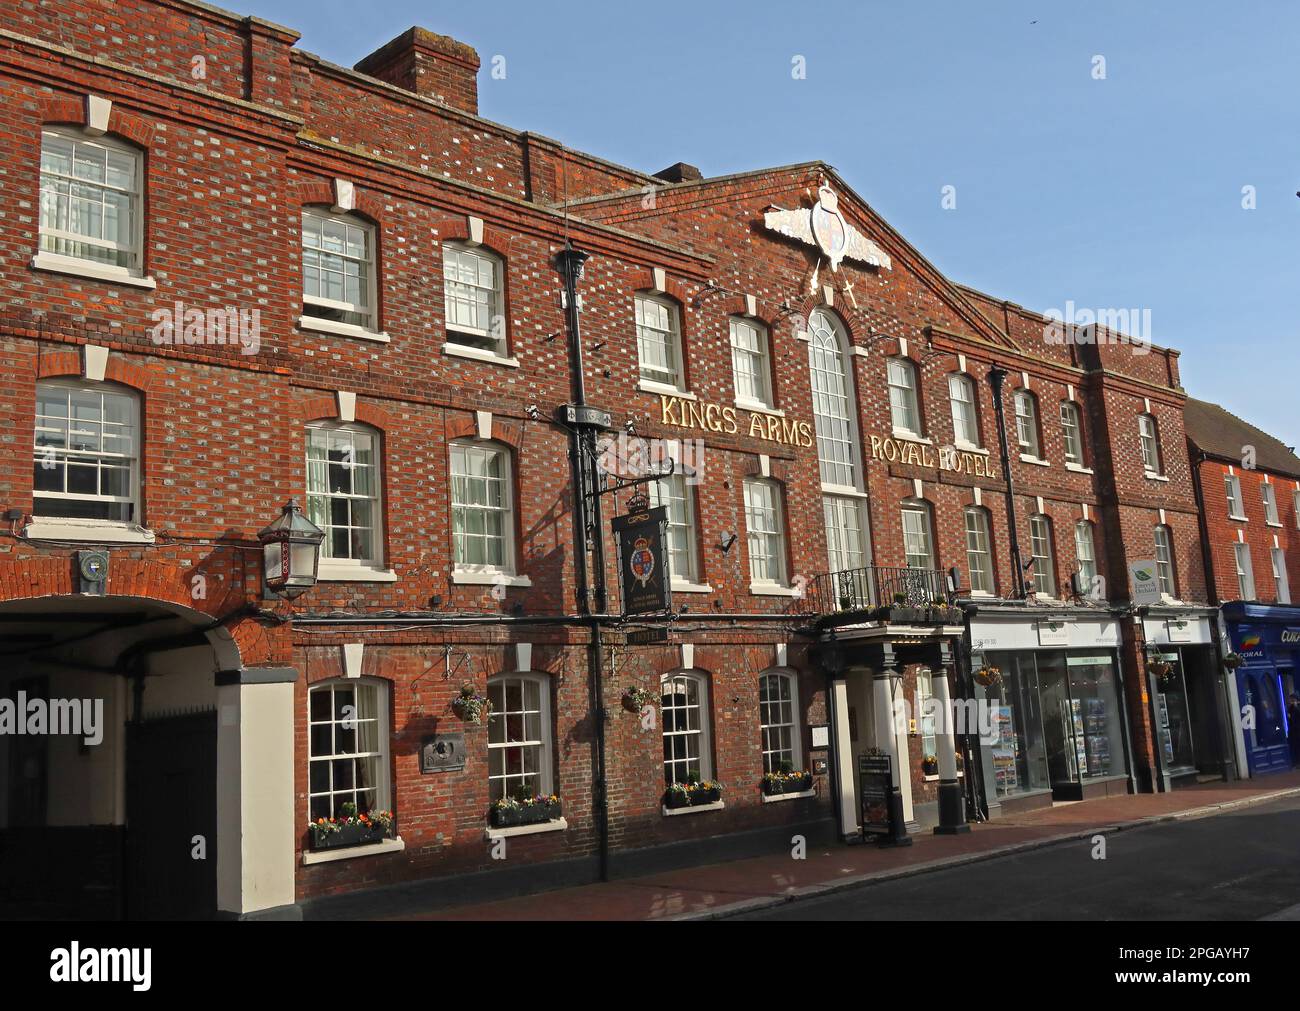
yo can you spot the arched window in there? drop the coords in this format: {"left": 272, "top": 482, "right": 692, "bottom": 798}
{"left": 1060, "top": 401, "right": 1084, "bottom": 465}
{"left": 887, "top": 357, "right": 922, "bottom": 437}
{"left": 487, "top": 673, "right": 553, "bottom": 802}
{"left": 948, "top": 374, "right": 979, "bottom": 447}
{"left": 1138, "top": 413, "right": 1163, "bottom": 475}
{"left": 301, "top": 207, "right": 378, "bottom": 334}
{"left": 807, "top": 309, "right": 859, "bottom": 488}
{"left": 38, "top": 127, "right": 144, "bottom": 275}
{"left": 443, "top": 242, "right": 506, "bottom": 355}
{"left": 308, "top": 678, "right": 390, "bottom": 820}
{"left": 964, "top": 507, "right": 994, "bottom": 594}
{"left": 635, "top": 292, "right": 685, "bottom": 391}
{"left": 1154, "top": 524, "right": 1177, "bottom": 597}
{"left": 306, "top": 421, "right": 384, "bottom": 571}
{"left": 450, "top": 439, "right": 516, "bottom": 575}
{"left": 758, "top": 670, "right": 802, "bottom": 774}
{"left": 33, "top": 379, "right": 141, "bottom": 523}
{"left": 1014, "top": 389, "right": 1042, "bottom": 459}
{"left": 730, "top": 315, "right": 773, "bottom": 409}
{"left": 661, "top": 670, "right": 713, "bottom": 785}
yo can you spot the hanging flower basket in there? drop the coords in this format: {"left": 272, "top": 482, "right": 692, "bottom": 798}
{"left": 621, "top": 686, "right": 656, "bottom": 713}
{"left": 974, "top": 666, "right": 1003, "bottom": 688}
{"left": 452, "top": 683, "right": 492, "bottom": 724}
{"left": 1148, "top": 660, "right": 1173, "bottom": 679}
{"left": 1223, "top": 652, "right": 1243, "bottom": 671}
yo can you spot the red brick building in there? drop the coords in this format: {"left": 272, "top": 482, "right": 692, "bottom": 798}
{"left": 0, "top": 0, "right": 1239, "bottom": 920}
{"left": 1185, "top": 398, "right": 1300, "bottom": 778}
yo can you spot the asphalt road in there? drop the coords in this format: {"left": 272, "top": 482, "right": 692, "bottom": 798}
{"left": 735, "top": 794, "right": 1300, "bottom": 920}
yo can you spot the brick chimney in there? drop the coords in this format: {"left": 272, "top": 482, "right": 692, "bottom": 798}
{"left": 653, "top": 162, "right": 704, "bottom": 184}
{"left": 354, "top": 27, "right": 480, "bottom": 115}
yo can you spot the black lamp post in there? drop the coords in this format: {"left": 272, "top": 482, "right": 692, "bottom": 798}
{"left": 258, "top": 499, "right": 325, "bottom": 600}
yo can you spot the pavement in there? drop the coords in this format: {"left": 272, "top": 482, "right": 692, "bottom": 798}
{"left": 393, "top": 771, "right": 1300, "bottom": 921}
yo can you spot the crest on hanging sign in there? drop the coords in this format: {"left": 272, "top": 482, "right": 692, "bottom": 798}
{"left": 764, "top": 185, "right": 892, "bottom": 272}
{"left": 629, "top": 536, "right": 656, "bottom": 588}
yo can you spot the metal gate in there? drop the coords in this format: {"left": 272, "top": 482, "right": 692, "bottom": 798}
{"left": 125, "top": 710, "right": 218, "bottom": 920}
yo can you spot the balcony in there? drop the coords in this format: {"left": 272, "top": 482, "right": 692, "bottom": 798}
{"left": 800, "top": 565, "right": 963, "bottom": 624}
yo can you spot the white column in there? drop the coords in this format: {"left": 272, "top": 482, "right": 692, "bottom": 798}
{"left": 830, "top": 678, "right": 857, "bottom": 835}
{"left": 933, "top": 667, "right": 958, "bottom": 780}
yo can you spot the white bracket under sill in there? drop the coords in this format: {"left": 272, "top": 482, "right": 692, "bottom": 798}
{"left": 484, "top": 817, "right": 568, "bottom": 841}
{"left": 662, "top": 801, "right": 725, "bottom": 817}
{"left": 301, "top": 836, "right": 406, "bottom": 865}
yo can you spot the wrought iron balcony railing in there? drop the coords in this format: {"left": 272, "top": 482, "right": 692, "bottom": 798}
{"left": 800, "top": 565, "right": 952, "bottom": 618}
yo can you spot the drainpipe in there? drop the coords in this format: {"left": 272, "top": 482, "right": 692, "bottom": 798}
{"left": 556, "top": 242, "right": 611, "bottom": 883}
{"left": 987, "top": 367, "right": 1027, "bottom": 599}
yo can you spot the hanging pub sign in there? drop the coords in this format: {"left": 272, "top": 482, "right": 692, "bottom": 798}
{"left": 858, "top": 753, "right": 894, "bottom": 840}
{"left": 612, "top": 505, "right": 671, "bottom": 615}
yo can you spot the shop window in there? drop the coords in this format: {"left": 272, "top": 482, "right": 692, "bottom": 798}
{"left": 450, "top": 440, "right": 516, "bottom": 576}
{"left": 1138, "top": 413, "right": 1163, "bottom": 475}
{"left": 635, "top": 293, "right": 685, "bottom": 391}
{"left": 887, "top": 358, "right": 922, "bottom": 437}
{"left": 487, "top": 674, "right": 553, "bottom": 802}
{"left": 758, "top": 671, "right": 802, "bottom": 774}
{"left": 38, "top": 127, "right": 144, "bottom": 274}
{"left": 648, "top": 471, "right": 699, "bottom": 585}
{"left": 1014, "top": 390, "right": 1042, "bottom": 459}
{"left": 948, "top": 374, "right": 980, "bottom": 448}
{"left": 308, "top": 679, "right": 390, "bottom": 821}
{"left": 306, "top": 421, "right": 384, "bottom": 571}
{"left": 33, "top": 379, "right": 141, "bottom": 524}
{"left": 302, "top": 208, "right": 378, "bottom": 333}
{"left": 662, "top": 671, "right": 713, "bottom": 785}
{"left": 443, "top": 242, "right": 506, "bottom": 354}
{"left": 1060, "top": 401, "right": 1084, "bottom": 465}
{"left": 977, "top": 653, "right": 1050, "bottom": 797}
{"left": 729, "top": 316, "right": 773, "bottom": 410}
{"left": 964, "top": 507, "right": 994, "bottom": 594}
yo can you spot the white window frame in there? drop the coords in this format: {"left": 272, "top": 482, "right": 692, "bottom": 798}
{"left": 887, "top": 357, "right": 922, "bottom": 438}
{"left": 487, "top": 673, "right": 554, "bottom": 802}
{"left": 1029, "top": 514, "right": 1057, "bottom": 597}
{"left": 1294, "top": 488, "right": 1300, "bottom": 530}
{"left": 807, "top": 309, "right": 862, "bottom": 491}
{"left": 443, "top": 242, "right": 506, "bottom": 353}
{"left": 1074, "top": 520, "right": 1098, "bottom": 594}
{"left": 916, "top": 668, "right": 937, "bottom": 762}
{"left": 948, "top": 374, "right": 980, "bottom": 448}
{"left": 305, "top": 421, "right": 387, "bottom": 576}
{"left": 1226, "top": 474, "right": 1246, "bottom": 520}
{"left": 824, "top": 494, "right": 867, "bottom": 575}
{"left": 1154, "top": 525, "right": 1177, "bottom": 598}
{"left": 36, "top": 127, "right": 146, "bottom": 279}
{"left": 1234, "top": 543, "right": 1256, "bottom": 600}
{"left": 1262, "top": 482, "right": 1280, "bottom": 525}
{"left": 450, "top": 440, "right": 516, "bottom": 577}
{"left": 758, "top": 670, "right": 802, "bottom": 775}
{"left": 1014, "top": 390, "right": 1042, "bottom": 459}
{"left": 1060, "top": 401, "right": 1084, "bottom": 465}
{"left": 1138, "top": 413, "right": 1162, "bottom": 475}
{"left": 301, "top": 208, "right": 379, "bottom": 335}
{"left": 648, "top": 471, "right": 700, "bottom": 586}
{"left": 729, "top": 316, "right": 773, "bottom": 410}
{"left": 307, "top": 678, "right": 391, "bottom": 821}
{"left": 635, "top": 293, "right": 685, "bottom": 392}
{"left": 902, "top": 501, "right": 936, "bottom": 570}
{"left": 33, "top": 378, "right": 142, "bottom": 525}
{"left": 744, "top": 477, "right": 788, "bottom": 587}
{"left": 1272, "top": 548, "right": 1291, "bottom": 604}
{"left": 964, "top": 507, "right": 994, "bottom": 594}
{"left": 661, "top": 670, "right": 713, "bottom": 786}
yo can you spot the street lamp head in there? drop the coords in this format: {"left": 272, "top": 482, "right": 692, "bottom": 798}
{"left": 258, "top": 498, "right": 325, "bottom": 600}
{"left": 555, "top": 244, "right": 589, "bottom": 281}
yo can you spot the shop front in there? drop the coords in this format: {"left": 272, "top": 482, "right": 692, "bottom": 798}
{"left": 1139, "top": 608, "right": 1231, "bottom": 788}
{"left": 967, "top": 604, "right": 1134, "bottom": 814}
{"left": 1221, "top": 603, "right": 1300, "bottom": 776}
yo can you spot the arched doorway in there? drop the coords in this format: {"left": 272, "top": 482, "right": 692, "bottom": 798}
{"left": 0, "top": 595, "right": 238, "bottom": 919}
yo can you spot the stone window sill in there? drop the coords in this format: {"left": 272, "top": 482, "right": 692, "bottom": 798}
{"left": 736, "top": 399, "right": 782, "bottom": 416}
{"left": 1065, "top": 462, "right": 1094, "bottom": 475}
{"left": 761, "top": 789, "right": 816, "bottom": 804}
{"left": 302, "top": 836, "right": 405, "bottom": 865}
{"left": 662, "top": 801, "right": 725, "bottom": 817}
{"left": 24, "top": 518, "right": 155, "bottom": 544}
{"left": 442, "top": 342, "right": 520, "bottom": 367}
{"left": 452, "top": 569, "right": 533, "bottom": 587}
{"left": 298, "top": 314, "right": 390, "bottom": 343}
{"left": 1144, "top": 472, "right": 1170, "bottom": 483}
{"left": 31, "top": 252, "right": 157, "bottom": 289}
{"left": 484, "top": 818, "right": 567, "bottom": 841}
{"left": 671, "top": 580, "right": 714, "bottom": 594}
{"left": 638, "top": 379, "right": 695, "bottom": 399}
{"left": 318, "top": 563, "right": 398, "bottom": 583}
{"left": 750, "top": 583, "right": 799, "bottom": 597}
{"left": 1019, "top": 454, "right": 1051, "bottom": 467}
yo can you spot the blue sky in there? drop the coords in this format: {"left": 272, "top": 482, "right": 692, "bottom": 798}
{"left": 257, "top": 0, "right": 1300, "bottom": 445}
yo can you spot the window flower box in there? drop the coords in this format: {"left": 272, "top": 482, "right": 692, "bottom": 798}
{"left": 761, "top": 771, "right": 813, "bottom": 795}
{"left": 307, "top": 805, "right": 394, "bottom": 851}
{"left": 889, "top": 606, "right": 925, "bottom": 623}
{"left": 490, "top": 794, "right": 562, "bottom": 828}
{"left": 921, "top": 756, "right": 939, "bottom": 777}
{"left": 664, "top": 780, "right": 724, "bottom": 808}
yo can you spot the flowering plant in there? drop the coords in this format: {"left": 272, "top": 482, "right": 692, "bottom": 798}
{"left": 921, "top": 754, "right": 939, "bottom": 775}
{"left": 453, "top": 682, "right": 492, "bottom": 724}
{"left": 307, "top": 801, "right": 394, "bottom": 844}
{"left": 621, "top": 686, "right": 656, "bottom": 713}
{"left": 974, "top": 665, "right": 1003, "bottom": 688}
